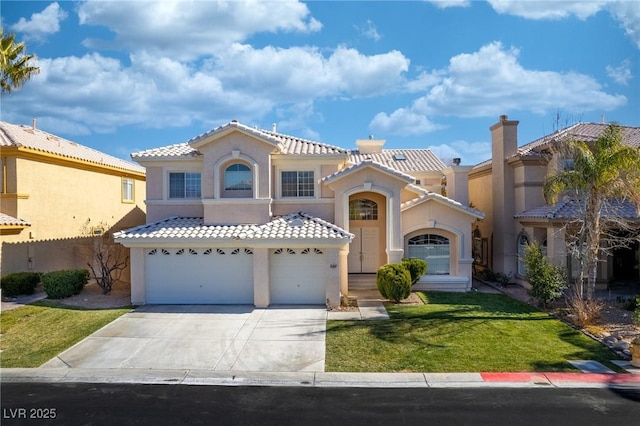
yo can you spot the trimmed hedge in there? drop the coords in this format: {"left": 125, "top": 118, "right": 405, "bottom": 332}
{"left": 0, "top": 272, "right": 42, "bottom": 297}
{"left": 41, "top": 269, "right": 89, "bottom": 299}
{"left": 401, "top": 258, "right": 427, "bottom": 285}
{"left": 376, "top": 263, "right": 412, "bottom": 303}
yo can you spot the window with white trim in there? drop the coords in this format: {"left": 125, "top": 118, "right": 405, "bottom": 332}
{"left": 169, "top": 172, "right": 201, "bottom": 199}
{"left": 122, "top": 178, "right": 134, "bottom": 202}
{"left": 408, "top": 234, "right": 450, "bottom": 275}
{"left": 281, "top": 171, "right": 314, "bottom": 197}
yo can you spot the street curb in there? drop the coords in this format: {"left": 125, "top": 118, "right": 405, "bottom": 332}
{"left": 2, "top": 369, "right": 639, "bottom": 389}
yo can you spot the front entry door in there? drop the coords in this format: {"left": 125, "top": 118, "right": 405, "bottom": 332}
{"left": 348, "top": 227, "right": 380, "bottom": 273}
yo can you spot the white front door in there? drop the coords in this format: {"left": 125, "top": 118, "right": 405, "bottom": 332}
{"left": 348, "top": 227, "right": 380, "bottom": 273}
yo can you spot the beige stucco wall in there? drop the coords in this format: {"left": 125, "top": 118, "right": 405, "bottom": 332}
{"left": 1, "top": 155, "right": 145, "bottom": 275}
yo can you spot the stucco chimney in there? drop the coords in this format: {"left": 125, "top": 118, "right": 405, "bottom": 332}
{"left": 490, "top": 114, "right": 519, "bottom": 275}
{"left": 443, "top": 163, "right": 472, "bottom": 206}
{"left": 32, "top": 118, "right": 37, "bottom": 130}
{"left": 355, "top": 137, "right": 385, "bottom": 154}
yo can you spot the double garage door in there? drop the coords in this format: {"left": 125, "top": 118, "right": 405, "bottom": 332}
{"left": 144, "top": 247, "right": 327, "bottom": 305}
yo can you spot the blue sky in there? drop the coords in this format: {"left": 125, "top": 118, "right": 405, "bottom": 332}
{"left": 2, "top": 0, "right": 639, "bottom": 165}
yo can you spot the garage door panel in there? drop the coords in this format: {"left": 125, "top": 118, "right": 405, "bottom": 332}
{"left": 145, "top": 248, "right": 253, "bottom": 304}
{"left": 270, "top": 249, "right": 326, "bottom": 305}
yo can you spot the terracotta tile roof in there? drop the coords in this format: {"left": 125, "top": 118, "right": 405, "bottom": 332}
{"left": 0, "top": 121, "right": 145, "bottom": 173}
{"left": 132, "top": 121, "right": 347, "bottom": 159}
{"left": 0, "top": 213, "right": 31, "bottom": 227}
{"left": 401, "top": 191, "right": 485, "bottom": 219}
{"left": 473, "top": 122, "right": 640, "bottom": 169}
{"left": 114, "top": 212, "right": 353, "bottom": 242}
{"left": 350, "top": 149, "right": 445, "bottom": 172}
{"left": 515, "top": 198, "right": 639, "bottom": 220}
{"left": 322, "top": 159, "right": 416, "bottom": 184}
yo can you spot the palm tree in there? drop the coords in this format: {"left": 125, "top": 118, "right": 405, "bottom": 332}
{"left": 1, "top": 28, "right": 40, "bottom": 96}
{"left": 544, "top": 124, "right": 640, "bottom": 299}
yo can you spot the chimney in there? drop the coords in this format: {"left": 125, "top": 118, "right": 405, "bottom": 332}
{"left": 355, "top": 137, "right": 385, "bottom": 154}
{"left": 490, "top": 114, "right": 519, "bottom": 275}
{"left": 32, "top": 118, "right": 37, "bottom": 130}
{"left": 443, "top": 161, "right": 472, "bottom": 206}
{"left": 272, "top": 123, "right": 277, "bottom": 133}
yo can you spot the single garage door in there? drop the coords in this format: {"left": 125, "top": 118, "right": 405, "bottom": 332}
{"left": 270, "top": 248, "right": 326, "bottom": 304}
{"left": 145, "top": 248, "right": 253, "bottom": 304}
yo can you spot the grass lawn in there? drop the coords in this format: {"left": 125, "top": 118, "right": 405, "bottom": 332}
{"left": 1, "top": 301, "right": 130, "bottom": 368}
{"left": 326, "top": 292, "right": 621, "bottom": 373}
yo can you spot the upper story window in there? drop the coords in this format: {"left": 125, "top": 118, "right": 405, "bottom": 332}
{"left": 122, "top": 178, "right": 134, "bottom": 203}
{"left": 281, "top": 171, "right": 314, "bottom": 197}
{"left": 169, "top": 172, "right": 201, "bottom": 199}
{"left": 224, "top": 163, "right": 252, "bottom": 191}
{"left": 349, "top": 199, "right": 378, "bottom": 220}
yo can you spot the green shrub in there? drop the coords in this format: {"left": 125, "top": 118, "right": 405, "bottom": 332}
{"left": 41, "top": 269, "right": 89, "bottom": 299}
{"left": 0, "top": 272, "right": 41, "bottom": 297}
{"left": 523, "top": 243, "right": 566, "bottom": 307}
{"left": 376, "top": 263, "right": 412, "bottom": 303}
{"left": 634, "top": 296, "right": 640, "bottom": 326}
{"left": 401, "top": 258, "right": 427, "bottom": 285}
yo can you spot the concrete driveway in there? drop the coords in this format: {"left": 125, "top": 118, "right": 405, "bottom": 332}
{"left": 41, "top": 305, "right": 327, "bottom": 372}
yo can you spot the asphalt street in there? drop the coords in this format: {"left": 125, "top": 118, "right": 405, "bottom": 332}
{"left": 2, "top": 383, "right": 639, "bottom": 426}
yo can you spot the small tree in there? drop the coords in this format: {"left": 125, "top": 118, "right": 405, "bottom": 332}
{"left": 81, "top": 221, "right": 129, "bottom": 294}
{"left": 376, "top": 263, "right": 411, "bottom": 303}
{"left": 401, "top": 258, "right": 427, "bottom": 285}
{"left": 523, "top": 242, "right": 566, "bottom": 308}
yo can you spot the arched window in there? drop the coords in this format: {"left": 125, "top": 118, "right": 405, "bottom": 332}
{"left": 224, "top": 163, "right": 252, "bottom": 191}
{"left": 349, "top": 199, "right": 378, "bottom": 220}
{"left": 517, "top": 233, "right": 529, "bottom": 276}
{"left": 407, "top": 234, "right": 450, "bottom": 275}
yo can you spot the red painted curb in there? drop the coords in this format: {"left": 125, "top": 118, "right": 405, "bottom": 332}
{"left": 480, "top": 372, "right": 640, "bottom": 383}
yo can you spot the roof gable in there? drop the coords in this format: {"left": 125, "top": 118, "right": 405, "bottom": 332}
{"left": 401, "top": 191, "right": 485, "bottom": 219}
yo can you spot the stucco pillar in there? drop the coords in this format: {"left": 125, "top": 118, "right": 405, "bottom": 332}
{"left": 339, "top": 246, "right": 349, "bottom": 297}
{"left": 387, "top": 194, "right": 404, "bottom": 264}
{"left": 129, "top": 247, "right": 146, "bottom": 305}
{"left": 253, "top": 248, "right": 270, "bottom": 308}
{"left": 326, "top": 248, "right": 341, "bottom": 308}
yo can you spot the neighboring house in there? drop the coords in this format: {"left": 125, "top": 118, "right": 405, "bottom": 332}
{"left": 469, "top": 115, "right": 640, "bottom": 289}
{"left": 0, "top": 120, "right": 146, "bottom": 277}
{"left": 115, "top": 121, "right": 483, "bottom": 307}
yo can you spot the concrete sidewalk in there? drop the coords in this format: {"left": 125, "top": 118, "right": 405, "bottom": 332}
{"left": 2, "top": 368, "right": 640, "bottom": 389}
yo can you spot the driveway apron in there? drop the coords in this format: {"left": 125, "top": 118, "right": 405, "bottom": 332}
{"left": 41, "top": 305, "right": 327, "bottom": 372}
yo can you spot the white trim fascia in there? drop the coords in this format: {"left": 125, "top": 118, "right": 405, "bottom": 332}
{"left": 134, "top": 157, "right": 202, "bottom": 167}
{"left": 202, "top": 198, "right": 271, "bottom": 205}
{"left": 145, "top": 199, "right": 203, "bottom": 206}
{"left": 115, "top": 238, "right": 352, "bottom": 249}
{"left": 273, "top": 198, "right": 334, "bottom": 204}
{"left": 271, "top": 154, "right": 348, "bottom": 161}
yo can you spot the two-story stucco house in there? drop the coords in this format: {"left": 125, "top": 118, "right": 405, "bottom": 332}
{"left": 469, "top": 115, "right": 640, "bottom": 290}
{"left": 0, "top": 120, "right": 146, "bottom": 276}
{"left": 115, "top": 121, "right": 483, "bottom": 307}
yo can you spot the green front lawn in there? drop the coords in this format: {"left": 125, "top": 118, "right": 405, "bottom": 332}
{"left": 326, "top": 292, "right": 621, "bottom": 372}
{"left": 1, "top": 301, "right": 130, "bottom": 368}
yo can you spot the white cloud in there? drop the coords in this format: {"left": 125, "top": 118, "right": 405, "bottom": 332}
{"left": 357, "top": 19, "right": 382, "bottom": 41}
{"left": 11, "top": 2, "right": 68, "bottom": 40}
{"left": 214, "top": 44, "right": 410, "bottom": 100}
{"left": 370, "top": 108, "right": 442, "bottom": 136}
{"left": 370, "top": 41, "right": 627, "bottom": 137}
{"left": 486, "top": 1, "right": 640, "bottom": 49}
{"left": 427, "top": 1, "right": 471, "bottom": 9}
{"left": 78, "top": 0, "right": 322, "bottom": 61}
{"left": 487, "top": 0, "right": 606, "bottom": 20}
{"left": 608, "top": 1, "right": 640, "bottom": 49}
{"left": 606, "top": 59, "right": 633, "bottom": 85}
{"left": 426, "top": 140, "right": 491, "bottom": 166}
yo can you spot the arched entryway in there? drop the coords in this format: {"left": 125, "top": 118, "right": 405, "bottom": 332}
{"left": 347, "top": 192, "right": 387, "bottom": 273}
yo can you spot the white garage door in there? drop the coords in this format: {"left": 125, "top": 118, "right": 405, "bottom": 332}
{"left": 145, "top": 248, "right": 253, "bottom": 304}
{"left": 270, "top": 248, "right": 327, "bottom": 304}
